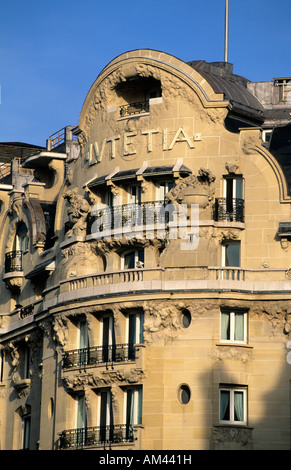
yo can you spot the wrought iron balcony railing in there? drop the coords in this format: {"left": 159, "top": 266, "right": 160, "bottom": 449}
{"left": 87, "top": 200, "right": 174, "bottom": 235}
{"left": 59, "top": 424, "right": 134, "bottom": 449}
{"left": 5, "top": 250, "right": 23, "bottom": 273}
{"left": 62, "top": 343, "right": 136, "bottom": 369}
{"left": 214, "top": 198, "right": 244, "bottom": 223}
{"left": 119, "top": 100, "right": 149, "bottom": 117}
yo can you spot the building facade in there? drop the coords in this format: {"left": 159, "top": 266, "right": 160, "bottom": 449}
{"left": 0, "top": 49, "right": 291, "bottom": 450}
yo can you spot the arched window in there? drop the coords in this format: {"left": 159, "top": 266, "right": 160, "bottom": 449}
{"left": 14, "top": 222, "right": 29, "bottom": 252}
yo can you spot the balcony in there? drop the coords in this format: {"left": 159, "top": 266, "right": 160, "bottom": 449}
{"left": 214, "top": 198, "right": 244, "bottom": 223}
{"left": 5, "top": 251, "right": 23, "bottom": 273}
{"left": 59, "top": 424, "right": 134, "bottom": 449}
{"left": 62, "top": 344, "right": 136, "bottom": 369}
{"left": 119, "top": 100, "right": 149, "bottom": 118}
{"left": 87, "top": 200, "right": 173, "bottom": 237}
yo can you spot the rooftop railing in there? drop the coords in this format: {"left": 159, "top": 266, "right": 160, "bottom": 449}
{"left": 47, "top": 125, "right": 78, "bottom": 150}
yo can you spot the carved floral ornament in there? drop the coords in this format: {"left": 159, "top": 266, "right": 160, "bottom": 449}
{"left": 77, "top": 53, "right": 229, "bottom": 150}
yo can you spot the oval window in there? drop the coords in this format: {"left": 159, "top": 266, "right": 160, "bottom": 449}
{"left": 181, "top": 309, "right": 191, "bottom": 328}
{"left": 178, "top": 384, "right": 191, "bottom": 405}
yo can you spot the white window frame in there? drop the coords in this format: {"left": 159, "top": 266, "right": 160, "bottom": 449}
{"left": 220, "top": 309, "right": 247, "bottom": 344}
{"left": 156, "top": 181, "right": 174, "bottom": 201}
{"left": 128, "top": 185, "right": 142, "bottom": 205}
{"left": 121, "top": 248, "right": 144, "bottom": 269}
{"left": 223, "top": 176, "right": 243, "bottom": 200}
{"left": 219, "top": 386, "right": 247, "bottom": 425}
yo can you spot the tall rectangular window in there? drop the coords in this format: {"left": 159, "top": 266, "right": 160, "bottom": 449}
{"left": 222, "top": 241, "right": 241, "bottom": 280}
{"left": 101, "top": 316, "right": 115, "bottom": 362}
{"left": 221, "top": 310, "right": 247, "bottom": 343}
{"left": 78, "top": 320, "right": 89, "bottom": 366}
{"left": 127, "top": 312, "right": 144, "bottom": 360}
{"left": 0, "top": 349, "right": 3, "bottom": 382}
{"left": 223, "top": 242, "right": 240, "bottom": 267}
{"left": 125, "top": 387, "right": 143, "bottom": 426}
{"left": 219, "top": 386, "right": 247, "bottom": 425}
{"left": 223, "top": 176, "right": 244, "bottom": 222}
{"left": 22, "top": 413, "right": 31, "bottom": 450}
{"left": 98, "top": 390, "right": 113, "bottom": 442}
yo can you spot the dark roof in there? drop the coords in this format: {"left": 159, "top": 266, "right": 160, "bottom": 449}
{"left": 0, "top": 142, "right": 45, "bottom": 163}
{"left": 188, "top": 60, "right": 265, "bottom": 124}
{"left": 87, "top": 165, "right": 192, "bottom": 189}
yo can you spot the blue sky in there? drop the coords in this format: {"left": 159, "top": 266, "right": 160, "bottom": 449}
{"left": 0, "top": 0, "right": 290, "bottom": 146}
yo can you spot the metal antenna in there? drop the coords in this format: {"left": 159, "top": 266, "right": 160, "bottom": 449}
{"left": 224, "top": 0, "right": 229, "bottom": 63}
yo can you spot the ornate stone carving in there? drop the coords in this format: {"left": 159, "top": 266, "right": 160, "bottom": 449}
{"left": 64, "top": 188, "right": 91, "bottom": 237}
{"left": 52, "top": 315, "right": 69, "bottom": 348}
{"left": 225, "top": 162, "right": 239, "bottom": 174}
{"left": 166, "top": 168, "right": 216, "bottom": 210}
{"left": 212, "top": 425, "right": 253, "bottom": 450}
{"left": 63, "top": 368, "right": 144, "bottom": 392}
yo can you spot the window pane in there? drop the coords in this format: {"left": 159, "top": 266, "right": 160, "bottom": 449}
{"left": 234, "top": 313, "right": 245, "bottom": 341}
{"left": 234, "top": 391, "right": 244, "bottom": 421}
{"left": 220, "top": 390, "right": 230, "bottom": 420}
{"left": 225, "top": 243, "right": 240, "bottom": 267}
{"left": 235, "top": 178, "right": 243, "bottom": 199}
{"left": 137, "top": 250, "right": 144, "bottom": 264}
{"left": 124, "top": 252, "right": 135, "bottom": 269}
{"left": 221, "top": 311, "right": 230, "bottom": 340}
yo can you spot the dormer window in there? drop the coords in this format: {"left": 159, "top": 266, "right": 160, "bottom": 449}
{"left": 117, "top": 77, "right": 162, "bottom": 118}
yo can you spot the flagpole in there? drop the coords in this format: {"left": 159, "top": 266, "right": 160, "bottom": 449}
{"left": 224, "top": 0, "right": 229, "bottom": 63}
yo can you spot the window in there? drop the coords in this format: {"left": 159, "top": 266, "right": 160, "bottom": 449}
{"left": 123, "top": 249, "right": 144, "bottom": 269}
{"left": 22, "top": 413, "right": 31, "bottom": 449}
{"left": 128, "top": 185, "right": 142, "bottom": 205}
{"left": 98, "top": 390, "right": 114, "bottom": 442}
{"left": 126, "top": 311, "right": 144, "bottom": 360}
{"left": 156, "top": 181, "right": 174, "bottom": 201}
{"left": 222, "top": 241, "right": 240, "bottom": 267}
{"left": 125, "top": 387, "right": 143, "bottom": 426}
{"left": 77, "top": 320, "right": 89, "bottom": 365}
{"left": 181, "top": 309, "right": 191, "bottom": 328}
{"left": 101, "top": 315, "right": 115, "bottom": 362}
{"left": 220, "top": 309, "right": 247, "bottom": 343}
{"left": 222, "top": 176, "right": 244, "bottom": 222}
{"left": 14, "top": 222, "right": 29, "bottom": 253}
{"left": 76, "top": 395, "right": 87, "bottom": 429}
{"left": 24, "top": 345, "right": 30, "bottom": 379}
{"left": 178, "top": 384, "right": 191, "bottom": 405}
{"left": 0, "top": 349, "right": 3, "bottom": 382}
{"left": 219, "top": 386, "right": 247, "bottom": 425}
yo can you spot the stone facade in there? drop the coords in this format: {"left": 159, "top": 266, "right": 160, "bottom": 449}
{"left": 0, "top": 50, "right": 291, "bottom": 450}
